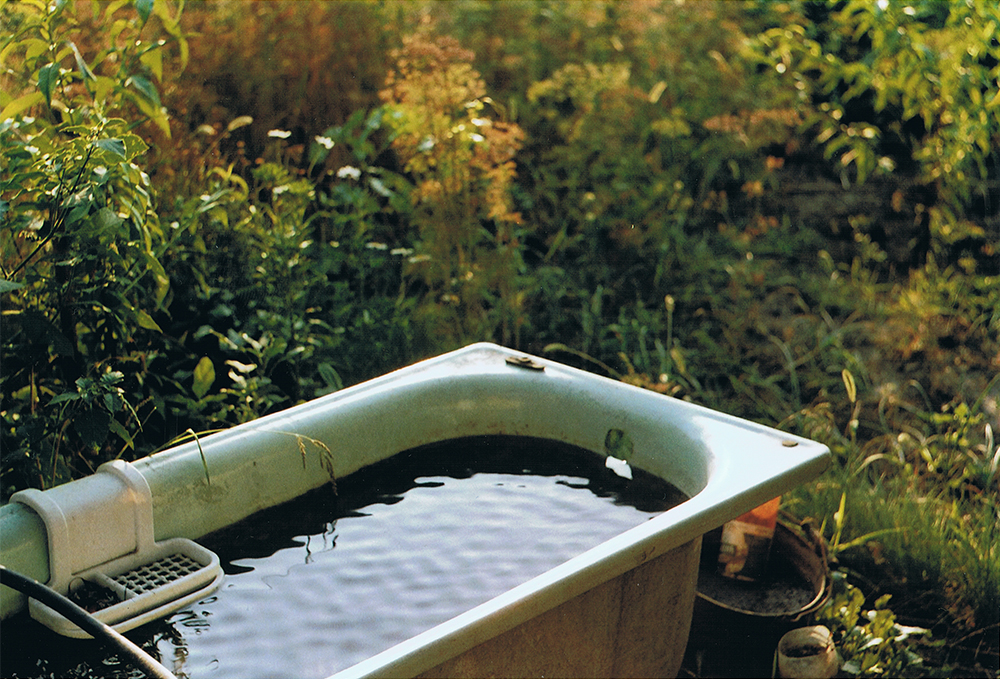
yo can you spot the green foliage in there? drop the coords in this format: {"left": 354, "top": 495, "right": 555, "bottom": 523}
{"left": 1, "top": 0, "right": 182, "bottom": 492}
{"left": 753, "top": 0, "right": 1000, "bottom": 208}
{"left": 1, "top": 3, "right": 997, "bottom": 671}
{"left": 380, "top": 29, "right": 528, "bottom": 346}
{"left": 815, "top": 571, "right": 939, "bottom": 677}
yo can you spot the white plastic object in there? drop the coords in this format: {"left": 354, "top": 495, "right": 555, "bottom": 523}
{"left": 10, "top": 460, "right": 223, "bottom": 638}
{"left": 777, "top": 625, "right": 839, "bottom": 678}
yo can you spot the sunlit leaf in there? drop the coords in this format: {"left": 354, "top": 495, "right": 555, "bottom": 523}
{"left": 1, "top": 91, "right": 44, "bottom": 121}
{"left": 67, "top": 42, "right": 95, "bottom": 81}
{"left": 842, "top": 368, "right": 857, "bottom": 403}
{"left": 139, "top": 44, "right": 163, "bottom": 81}
{"left": 135, "top": 309, "right": 162, "bottom": 332}
{"left": 93, "top": 138, "right": 126, "bottom": 157}
{"left": 227, "top": 115, "right": 254, "bottom": 132}
{"left": 192, "top": 357, "right": 215, "bottom": 399}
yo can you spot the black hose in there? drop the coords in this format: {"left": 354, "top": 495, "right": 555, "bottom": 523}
{"left": 0, "top": 565, "right": 177, "bottom": 679}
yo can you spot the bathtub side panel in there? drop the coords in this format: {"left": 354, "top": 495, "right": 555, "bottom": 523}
{"left": 416, "top": 538, "right": 701, "bottom": 679}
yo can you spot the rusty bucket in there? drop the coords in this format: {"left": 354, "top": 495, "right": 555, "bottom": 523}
{"left": 682, "top": 516, "right": 831, "bottom": 678}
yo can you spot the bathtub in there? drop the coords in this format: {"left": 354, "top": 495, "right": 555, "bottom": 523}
{"left": 0, "top": 343, "right": 830, "bottom": 677}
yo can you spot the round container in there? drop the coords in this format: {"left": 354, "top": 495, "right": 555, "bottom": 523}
{"left": 683, "top": 517, "right": 831, "bottom": 678}
{"left": 777, "top": 625, "right": 838, "bottom": 678}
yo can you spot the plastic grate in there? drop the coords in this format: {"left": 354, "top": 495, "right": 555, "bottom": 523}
{"left": 112, "top": 553, "right": 203, "bottom": 595}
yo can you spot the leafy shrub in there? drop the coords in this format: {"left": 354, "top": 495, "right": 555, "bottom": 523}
{"left": 752, "top": 0, "right": 1000, "bottom": 269}
{"left": 380, "top": 29, "right": 527, "bottom": 346}
{"left": 1, "top": 0, "right": 183, "bottom": 494}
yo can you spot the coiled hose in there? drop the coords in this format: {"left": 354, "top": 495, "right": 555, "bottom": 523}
{"left": 0, "top": 565, "right": 177, "bottom": 679}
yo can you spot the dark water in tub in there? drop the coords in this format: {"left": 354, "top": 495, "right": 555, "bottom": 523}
{"left": 1, "top": 436, "right": 687, "bottom": 679}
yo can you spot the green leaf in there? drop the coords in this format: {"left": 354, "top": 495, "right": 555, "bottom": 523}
{"left": 92, "top": 75, "right": 118, "bottom": 104}
{"left": 318, "top": 362, "right": 343, "bottom": 391}
{"left": 101, "top": 370, "right": 125, "bottom": 385}
{"left": 604, "top": 427, "right": 634, "bottom": 462}
{"left": 93, "top": 137, "right": 126, "bottom": 158}
{"left": 20, "top": 310, "right": 76, "bottom": 356}
{"left": 125, "top": 89, "right": 171, "bottom": 138}
{"left": 37, "top": 63, "right": 58, "bottom": 106}
{"left": 48, "top": 392, "right": 81, "bottom": 406}
{"left": 134, "top": 0, "right": 153, "bottom": 25}
{"left": 192, "top": 357, "right": 215, "bottom": 399}
{"left": 126, "top": 74, "right": 161, "bottom": 107}
{"left": 73, "top": 408, "right": 112, "bottom": 447}
{"left": 0, "top": 91, "right": 45, "bottom": 121}
{"left": 0, "top": 278, "right": 23, "bottom": 293}
{"left": 109, "top": 418, "right": 135, "bottom": 451}
{"left": 139, "top": 44, "right": 163, "bottom": 82}
{"left": 93, "top": 206, "right": 124, "bottom": 231}
{"left": 135, "top": 309, "right": 162, "bottom": 332}
{"left": 67, "top": 41, "right": 95, "bottom": 81}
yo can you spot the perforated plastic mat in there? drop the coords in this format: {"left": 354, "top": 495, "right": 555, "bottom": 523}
{"left": 113, "top": 553, "right": 203, "bottom": 595}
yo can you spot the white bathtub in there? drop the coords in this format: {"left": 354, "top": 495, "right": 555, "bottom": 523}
{"left": 0, "top": 343, "right": 830, "bottom": 677}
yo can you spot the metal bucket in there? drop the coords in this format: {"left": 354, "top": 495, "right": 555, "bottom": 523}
{"left": 683, "top": 516, "right": 831, "bottom": 677}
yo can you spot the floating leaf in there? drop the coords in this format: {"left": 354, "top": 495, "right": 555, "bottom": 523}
{"left": 604, "top": 427, "right": 634, "bottom": 462}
